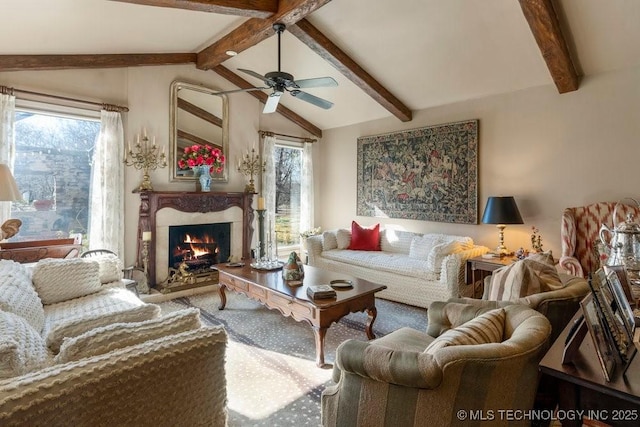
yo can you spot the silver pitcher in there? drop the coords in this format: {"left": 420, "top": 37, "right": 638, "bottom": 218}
{"left": 599, "top": 199, "right": 640, "bottom": 276}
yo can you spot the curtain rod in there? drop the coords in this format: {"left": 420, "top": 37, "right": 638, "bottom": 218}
{"left": 0, "top": 85, "right": 129, "bottom": 113}
{"left": 258, "top": 130, "right": 317, "bottom": 143}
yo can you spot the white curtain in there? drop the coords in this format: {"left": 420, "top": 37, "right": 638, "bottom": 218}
{"left": 0, "top": 91, "right": 16, "bottom": 224}
{"left": 262, "top": 135, "right": 277, "bottom": 252}
{"left": 300, "top": 141, "right": 314, "bottom": 237}
{"left": 89, "top": 110, "right": 124, "bottom": 255}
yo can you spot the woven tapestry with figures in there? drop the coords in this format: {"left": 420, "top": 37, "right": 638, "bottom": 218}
{"left": 356, "top": 119, "right": 478, "bottom": 224}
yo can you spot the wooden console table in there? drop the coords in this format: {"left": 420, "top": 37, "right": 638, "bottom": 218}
{"left": 0, "top": 239, "right": 82, "bottom": 263}
{"left": 539, "top": 310, "right": 640, "bottom": 426}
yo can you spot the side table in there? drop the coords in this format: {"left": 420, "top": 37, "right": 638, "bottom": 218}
{"left": 465, "top": 255, "right": 516, "bottom": 298}
{"left": 538, "top": 310, "right": 640, "bottom": 427}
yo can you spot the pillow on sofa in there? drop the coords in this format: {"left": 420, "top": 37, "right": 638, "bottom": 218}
{"left": 424, "top": 308, "right": 505, "bottom": 354}
{"left": 0, "top": 263, "right": 45, "bottom": 333}
{"left": 0, "top": 311, "right": 52, "bottom": 379}
{"left": 55, "top": 308, "right": 201, "bottom": 363}
{"left": 409, "top": 235, "right": 440, "bottom": 260}
{"left": 32, "top": 258, "right": 102, "bottom": 305}
{"left": 92, "top": 253, "right": 124, "bottom": 284}
{"left": 336, "top": 229, "right": 352, "bottom": 249}
{"left": 348, "top": 221, "right": 381, "bottom": 251}
{"left": 488, "top": 255, "right": 563, "bottom": 302}
{"left": 323, "top": 230, "right": 338, "bottom": 250}
{"left": 426, "top": 240, "right": 463, "bottom": 274}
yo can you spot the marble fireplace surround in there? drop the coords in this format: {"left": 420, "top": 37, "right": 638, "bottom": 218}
{"left": 137, "top": 191, "right": 254, "bottom": 287}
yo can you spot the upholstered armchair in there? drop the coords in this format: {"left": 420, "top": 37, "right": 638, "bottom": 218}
{"left": 453, "top": 272, "right": 589, "bottom": 343}
{"left": 321, "top": 303, "right": 551, "bottom": 427}
{"left": 560, "top": 201, "right": 640, "bottom": 277}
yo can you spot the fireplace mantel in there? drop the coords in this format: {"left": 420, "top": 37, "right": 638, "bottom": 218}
{"left": 137, "top": 191, "right": 254, "bottom": 287}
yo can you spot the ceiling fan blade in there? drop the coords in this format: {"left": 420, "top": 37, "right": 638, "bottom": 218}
{"left": 238, "top": 69, "right": 274, "bottom": 86}
{"left": 293, "top": 77, "right": 338, "bottom": 89}
{"left": 290, "top": 90, "right": 333, "bottom": 110}
{"left": 263, "top": 92, "right": 282, "bottom": 113}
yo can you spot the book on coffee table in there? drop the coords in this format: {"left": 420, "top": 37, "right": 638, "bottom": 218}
{"left": 307, "top": 284, "right": 337, "bottom": 299}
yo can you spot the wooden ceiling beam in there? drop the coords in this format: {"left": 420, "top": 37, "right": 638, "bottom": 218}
{"left": 289, "top": 18, "right": 412, "bottom": 122}
{"left": 0, "top": 54, "right": 197, "bottom": 71}
{"left": 518, "top": 0, "right": 579, "bottom": 93}
{"left": 109, "top": 0, "right": 278, "bottom": 18}
{"left": 197, "top": 0, "right": 332, "bottom": 70}
{"left": 213, "top": 65, "right": 322, "bottom": 137}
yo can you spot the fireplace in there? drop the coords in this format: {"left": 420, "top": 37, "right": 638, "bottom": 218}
{"left": 136, "top": 191, "right": 254, "bottom": 290}
{"left": 168, "top": 223, "right": 231, "bottom": 272}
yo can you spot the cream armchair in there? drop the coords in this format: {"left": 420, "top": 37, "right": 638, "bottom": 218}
{"left": 321, "top": 303, "right": 551, "bottom": 427}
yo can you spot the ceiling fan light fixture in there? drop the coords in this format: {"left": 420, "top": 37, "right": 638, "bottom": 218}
{"left": 220, "top": 23, "right": 338, "bottom": 113}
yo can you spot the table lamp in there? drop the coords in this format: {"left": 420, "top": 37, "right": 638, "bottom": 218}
{"left": 481, "top": 196, "right": 523, "bottom": 255}
{"left": 0, "top": 163, "right": 23, "bottom": 241}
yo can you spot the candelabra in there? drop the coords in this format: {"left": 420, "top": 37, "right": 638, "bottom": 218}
{"left": 237, "top": 147, "right": 266, "bottom": 193}
{"left": 124, "top": 131, "right": 168, "bottom": 192}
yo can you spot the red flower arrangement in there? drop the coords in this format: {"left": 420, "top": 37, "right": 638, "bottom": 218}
{"left": 178, "top": 144, "right": 225, "bottom": 173}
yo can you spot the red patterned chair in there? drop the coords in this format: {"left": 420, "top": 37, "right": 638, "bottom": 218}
{"left": 560, "top": 201, "right": 640, "bottom": 277}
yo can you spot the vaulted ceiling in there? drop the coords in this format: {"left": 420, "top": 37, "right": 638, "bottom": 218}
{"left": 1, "top": 0, "right": 639, "bottom": 137}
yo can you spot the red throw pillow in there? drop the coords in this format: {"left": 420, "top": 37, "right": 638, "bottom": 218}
{"left": 348, "top": 221, "right": 381, "bottom": 251}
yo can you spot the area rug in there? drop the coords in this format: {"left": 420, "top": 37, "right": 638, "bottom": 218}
{"left": 158, "top": 291, "right": 428, "bottom": 426}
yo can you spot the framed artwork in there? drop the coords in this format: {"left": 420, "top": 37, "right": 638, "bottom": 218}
{"left": 591, "top": 269, "right": 635, "bottom": 368}
{"left": 605, "top": 270, "right": 636, "bottom": 345}
{"left": 581, "top": 293, "right": 616, "bottom": 382}
{"left": 356, "top": 120, "right": 478, "bottom": 224}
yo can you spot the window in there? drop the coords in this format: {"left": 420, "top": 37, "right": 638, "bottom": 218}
{"left": 273, "top": 144, "right": 303, "bottom": 250}
{"left": 10, "top": 107, "right": 100, "bottom": 242}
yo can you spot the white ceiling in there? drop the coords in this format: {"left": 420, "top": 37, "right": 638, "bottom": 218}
{"left": 2, "top": 0, "right": 640, "bottom": 131}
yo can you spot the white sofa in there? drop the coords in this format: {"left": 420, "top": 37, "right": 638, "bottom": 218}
{"left": 307, "top": 228, "right": 489, "bottom": 309}
{"left": 0, "top": 259, "right": 228, "bottom": 426}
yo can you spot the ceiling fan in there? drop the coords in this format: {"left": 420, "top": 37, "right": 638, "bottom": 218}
{"left": 222, "top": 23, "right": 338, "bottom": 114}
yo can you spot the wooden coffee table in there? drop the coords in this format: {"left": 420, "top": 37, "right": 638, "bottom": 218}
{"left": 215, "top": 263, "right": 387, "bottom": 367}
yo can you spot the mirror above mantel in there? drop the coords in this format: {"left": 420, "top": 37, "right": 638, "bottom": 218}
{"left": 169, "top": 80, "right": 229, "bottom": 183}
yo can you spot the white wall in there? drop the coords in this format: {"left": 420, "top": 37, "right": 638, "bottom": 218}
{"left": 317, "top": 65, "right": 640, "bottom": 257}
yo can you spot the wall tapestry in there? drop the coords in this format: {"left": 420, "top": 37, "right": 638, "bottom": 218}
{"left": 356, "top": 119, "right": 478, "bottom": 224}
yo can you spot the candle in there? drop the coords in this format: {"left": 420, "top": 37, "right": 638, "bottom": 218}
{"left": 257, "top": 197, "right": 265, "bottom": 210}
{"left": 142, "top": 231, "right": 152, "bottom": 241}
{"left": 143, "top": 127, "right": 147, "bottom": 138}
{"left": 152, "top": 136, "right": 156, "bottom": 148}
{"left": 136, "top": 134, "right": 140, "bottom": 145}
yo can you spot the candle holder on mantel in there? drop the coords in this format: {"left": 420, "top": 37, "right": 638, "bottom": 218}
{"left": 256, "top": 209, "right": 266, "bottom": 258}
{"left": 124, "top": 131, "right": 168, "bottom": 192}
{"left": 237, "top": 147, "right": 266, "bottom": 193}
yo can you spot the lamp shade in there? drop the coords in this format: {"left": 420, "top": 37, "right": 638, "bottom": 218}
{"left": 481, "top": 196, "right": 523, "bottom": 225}
{"left": 0, "top": 163, "right": 21, "bottom": 201}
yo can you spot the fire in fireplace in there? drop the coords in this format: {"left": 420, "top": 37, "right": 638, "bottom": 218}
{"left": 168, "top": 223, "right": 231, "bottom": 274}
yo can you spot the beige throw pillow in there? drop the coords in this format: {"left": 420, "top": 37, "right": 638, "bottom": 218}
{"left": 0, "top": 270, "right": 45, "bottom": 334}
{"left": 488, "top": 256, "right": 563, "bottom": 301}
{"left": 93, "top": 254, "right": 124, "bottom": 284}
{"left": 32, "top": 258, "right": 102, "bottom": 305}
{"left": 0, "top": 311, "right": 52, "bottom": 379}
{"left": 425, "top": 308, "right": 505, "bottom": 354}
{"left": 322, "top": 230, "right": 338, "bottom": 250}
{"left": 336, "top": 229, "right": 351, "bottom": 249}
{"left": 55, "top": 308, "right": 201, "bottom": 363}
